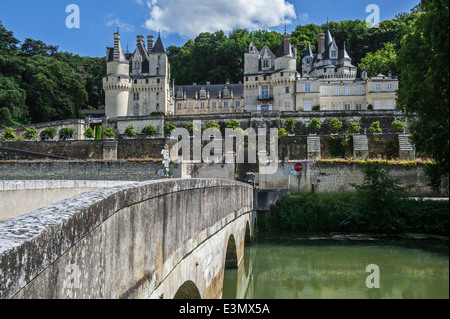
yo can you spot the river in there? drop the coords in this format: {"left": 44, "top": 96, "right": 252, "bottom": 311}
{"left": 223, "top": 232, "right": 449, "bottom": 299}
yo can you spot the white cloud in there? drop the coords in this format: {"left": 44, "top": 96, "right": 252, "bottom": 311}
{"left": 143, "top": 0, "right": 297, "bottom": 38}
{"left": 104, "top": 13, "right": 135, "bottom": 33}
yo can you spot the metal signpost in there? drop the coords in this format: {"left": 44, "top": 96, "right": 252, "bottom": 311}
{"left": 284, "top": 161, "right": 304, "bottom": 192}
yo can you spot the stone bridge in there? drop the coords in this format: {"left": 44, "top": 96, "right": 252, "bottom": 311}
{"left": 0, "top": 179, "right": 254, "bottom": 299}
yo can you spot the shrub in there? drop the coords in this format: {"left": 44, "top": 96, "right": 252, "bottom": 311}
{"left": 225, "top": 120, "right": 240, "bottom": 130}
{"left": 391, "top": 120, "right": 407, "bottom": 133}
{"left": 43, "top": 127, "right": 57, "bottom": 140}
{"left": 185, "top": 123, "right": 198, "bottom": 134}
{"left": 84, "top": 127, "right": 95, "bottom": 139}
{"left": 205, "top": 121, "right": 220, "bottom": 131}
{"left": 163, "top": 123, "right": 176, "bottom": 136}
{"left": 348, "top": 121, "right": 361, "bottom": 134}
{"left": 95, "top": 125, "right": 102, "bottom": 140}
{"left": 24, "top": 127, "right": 38, "bottom": 140}
{"left": 142, "top": 125, "right": 157, "bottom": 136}
{"left": 278, "top": 128, "right": 288, "bottom": 138}
{"left": 368, "top": 121, "right": 382, "bottom": 134}
{"left": 2, "top": 127, "right": 16, "bottom": 140}
{"left": 104, "top": 128, "right": 115, "bottom": 138}
{"left": 308, "top": 118, "right": 322, "bottom": 131}
{"left": 284, "top": 118, "right": 296, "bottom": 133}
{"left": 61, "top": 127, "right": 74, "bottom": 139}
{"left": 329, "top": 118, "right": 343, "bottom": 133}
{"left": 124, "top": 125, "right": 138, "bottom": 137}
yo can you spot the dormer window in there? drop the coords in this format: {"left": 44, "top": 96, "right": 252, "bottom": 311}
{"left": 263, "top": 59, "right": 269, "bottom": 68}
{"left": 331, "top": 50, "right": 337, "bottom": 58}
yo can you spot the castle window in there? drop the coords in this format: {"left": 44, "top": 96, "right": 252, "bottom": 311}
{"left": 285, "top": 87, "right": 290, "bottom": 94}
{"left": 321, "top": 87, "right": 327, "bottom": 96}
{"left": 375, "top": 83, "right": 381, "bottom": 93}
{"left": 146, "top": 79, "right": 149, "bottom": 84}
{"left": 386, "top": 101, "right": 394, "bottom": 109}
{"left": 177, "top": 103, "right": 181, "bottom": 110}
{"left": 157, "top": 79, "right": 160, "bottom": 83}
{"left": 212, "top": 102, "right": 217, "bottom": 109}
{"left": 344, "top": 104, "right": 351, "bottom": 110}
{"left": 374, "top": 101, "right": 382, "bottom": 109}
{"left": 133, "top": 103, "right": 140, "bottom": 116}
{"left": 200, "top": 102, "right": 205, "bottom": 109}
{"left": 235, "top": 101, "right": 240, "bottom": 108}
{"left": 356, "top": 87, "right": 362, "bottom": 95}
{"left": 134, "top": 79, "right": 138, "bottom": 84}
{"left": 345, "top": 87, "right": 351, "bottom": 96}
{"left": 224, "top": 102, "right": 228, "bottom": 108}
{"left": 303, "top": 84, "right": 311, "bottom": 93}
{"left": 189, "top": 103, "right": 193, "bottom": 109}
{"left": 156, "top": 67, "right": 160, "bottom": 75}
{"left": 332, "top": 104, "right": 339, "bottom": 111}
{"left": 387, "top": 83, "right": 393, "bottom": 92}
{"left": 133, "top": 93, "right": 140, "bottom": 101}
{"left": 285, "top": 102, "right": 291, "bottom": 111}
{"left": 156, "top": 103, "right": 160, "bottom": 111}
{"left": 356, "top": 104, "right": 362, "bottom": 110}
{"left": 333, "top": 87, "right": 339, "bottom": 96}
{"left": 321, "top": 105, "right": 328, "bottom": 111}
{"left": 263, "top": 59, "right": 269, "bottom": 68}
{"left": 255, "top": 77, "right": 258, "bottom": 81}
{"left": 304, "top": 101, "right": 312, "bottom": 111}
{"left": 260, "top": 86, "right": 269, "bottom": 99}
{"left": 280, "top": 72, "right": 284, "bottom": 77}
{"left": 331, "top": 50, "right": 337, "bottom": 58}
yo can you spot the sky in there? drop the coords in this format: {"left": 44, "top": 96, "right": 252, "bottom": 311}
{"left": 0, "top": 0, "right": 420, "bottom": 57}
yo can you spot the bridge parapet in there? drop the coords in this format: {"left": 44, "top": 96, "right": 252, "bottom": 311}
{"left": 0, "top": 179, "right": 254, "bottom": 299}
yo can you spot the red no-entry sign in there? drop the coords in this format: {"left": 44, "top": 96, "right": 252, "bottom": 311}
{"left": 294, "top": 162, "right": 304, "bottom": 172}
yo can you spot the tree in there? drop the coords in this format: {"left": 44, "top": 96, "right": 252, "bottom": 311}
{"left": 278, "top": 128, "right": 288, "bottom": 138}
{"left": 359, "top": 42, "right": 398, "bottom": 77}
{"left": 163, "top": 123, "right": 176, "bottom": 136}
{"left": 60, "top": 127, "right": 74, "bottom": 140}
{"left": 225, "top": 120, "right": 240, "bottom": 130}
{"left": 284, "top": 118, "right": 296, "bottom": 134}
{"left": 185, "top": 123, "right": 198, "bottom": 134}
{"left": 396, "top": 0, "right": 449, "bottom": 191}
{"left": 368, "top": 121, "right": 382, "bottom": 134}
{"left": 205, "top": 121, "right": 220, "bottom": 131}
{"left": 24, "top": 126, "right": 38, "bottom": 140}
{"left": 142, "top": 125, "right": 157, "bottom": 137}
{"left": 1, "top": 127, "right": 15, "bottom": 140}
{"left": 348, "top": 121, "right": 361, "bottom": 134}
{"left": 391, "top": 120, "right": 407, "bottom": 133}
{"left": 84, "top": 127, "right": 95, "bottom": 139}
{"left": 42, "top": 127, "right": 57, "bottom": 140}
{"left": 329, "top": 118, "right": 343, "bottom": 133}
{"left": 308, "top": 118, "right": 322, "bottom": 132}
{"left": 23, "top": 56, "right": 87, "bottom": 123}
{"left": 124, "top": 125, "right": 138, "bottom": 138}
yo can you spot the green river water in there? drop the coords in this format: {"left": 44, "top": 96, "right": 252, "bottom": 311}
{"left": 222, "top": 232, "right": 449, "bottom": 299}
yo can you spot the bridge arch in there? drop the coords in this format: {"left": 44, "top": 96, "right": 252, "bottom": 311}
{"left": 0, "top": 179, "right": 254, "bottom": 299}
{"left": 173, "top": 281, "right": 201, "bottom": 299}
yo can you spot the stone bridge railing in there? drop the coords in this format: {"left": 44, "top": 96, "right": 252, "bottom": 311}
{"left": 0, "top": 179, "right": 254, "bottom": 299}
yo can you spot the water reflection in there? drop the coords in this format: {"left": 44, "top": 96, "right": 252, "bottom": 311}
{"left": 223, "top": 233, "right": 449, "bottom": 299}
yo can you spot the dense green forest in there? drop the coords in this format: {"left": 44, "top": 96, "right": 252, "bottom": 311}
{"left": 0, "top": 22, "right": 105, "bottom": 126}
{"left": 167, "top": 12, "right": 417, "bottom": 85}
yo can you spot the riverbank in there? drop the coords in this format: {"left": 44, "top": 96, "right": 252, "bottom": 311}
{"left": 258, "top": 192, "right": 449, "bottom": 236}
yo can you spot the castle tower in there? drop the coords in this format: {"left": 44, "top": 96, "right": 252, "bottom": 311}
{"left": 103, "top": 32, "right": 131, "bottom": 118}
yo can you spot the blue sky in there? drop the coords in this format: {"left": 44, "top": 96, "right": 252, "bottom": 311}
{"left": 0, "top": 0, "right": 420, "bottom": 57}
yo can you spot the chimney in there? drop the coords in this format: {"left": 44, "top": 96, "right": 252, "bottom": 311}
{"left": 147, "top": 35, "right": 154, "bottom": 53}
{"left": 137, "top": 35, "right": 145, "bottom": 46}
{"left": 318, "top": 33, "right": 325, "bottom": 54}
{"left": 113, "top": 32, "right": 121, "bottom": 61}
{"left": 283, "top": 34, "right": 291, "bottom": 55}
